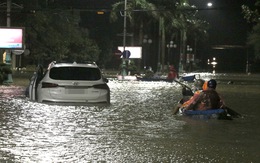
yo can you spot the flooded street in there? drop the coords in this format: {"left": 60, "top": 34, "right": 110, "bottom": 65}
{"left": 0, "top": 73, "right": 260, "bottom": 163}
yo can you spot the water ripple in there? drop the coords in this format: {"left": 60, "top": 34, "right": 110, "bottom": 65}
{"left": 0, "top": 76, "right": 259, "bottom": 162}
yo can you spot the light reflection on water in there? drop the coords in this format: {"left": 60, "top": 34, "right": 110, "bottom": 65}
{"left": 0, "top": 73, "right": 260, "bottom": 162}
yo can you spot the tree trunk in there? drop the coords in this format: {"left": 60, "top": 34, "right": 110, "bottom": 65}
{"left": 180, "top": 29, "right": 187, "bottom": 73}
{"left": 161, "top": 17, "right": 166, "bottom": 73}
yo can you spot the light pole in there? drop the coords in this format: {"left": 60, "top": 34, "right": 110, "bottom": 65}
{"left": 167, "top": 41, "right": 173, "bottom": 66}
{"left": 3, "top": 0, "right": 13, "bottom": 84}
{"left": 120, "top": 0, "right": 127, "bottom": 78}
{"left": 186, "top": 45, "right": 193, "bottom": 63}
{"left": 186, "top": 45, "right": 193, "bottom": 71}
{"left": 143, "top": 36, "right": 152, "bottom": 69}
{"left": 166, "top": 41, "right": 177, "bottom": 66}
{"left": 208, "top": 57, "right": 217, "bottom": 74}
{"left": 5, "top": 0, "right": 11, "bottom": 65}
{"left": 1, "top": 0, "right": 23, "bottom": 84}
{"left": 246, "top": 47, "right": 250, "bottom": 74}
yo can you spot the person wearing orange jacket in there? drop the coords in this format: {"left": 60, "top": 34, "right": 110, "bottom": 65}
{"left": 185, "top": 79, "right": 225, "bottom": 111}
{"left": 167, "top": 65, "right": 178, "bottom": 80}
{"left": 172, "top": 79, "right": 205, "bottom": 115}
{"left": 181, "top": 79, "right": 207, "bottom": 108}
{"left": 174, "top": 79, "right": 242, "bottom": 118}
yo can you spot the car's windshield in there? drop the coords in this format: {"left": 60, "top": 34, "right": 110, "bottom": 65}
{"left": 49, "top": 67, "right": 101, "bottom": 80}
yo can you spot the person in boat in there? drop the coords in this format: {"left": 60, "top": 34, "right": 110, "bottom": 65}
{"left": 167, "top": 65, "right": 178, "bottom": 80}
{"left": 184, "top": 79, "right": 225, "bottom": 111}
{"left": 144, "top": 66, "right": 154, "bottom": 78}
{"left": 181, "top": 79, "right": 206, "bottom": 106}
{"left": 174, "top": 79, "right": 241, "bottom": 118}
{"left": 172, "top": 79, "right": 205, "bottom": 114}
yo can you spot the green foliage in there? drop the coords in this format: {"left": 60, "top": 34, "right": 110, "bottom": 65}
{"left": 68, "top": 32, "right": 101, "bottom": 62}
{"left": 25, "top": 10, "right": 100, "bottom": 64}
{"left": 248, "top": 23, "right": 260, "bottom": 58}
{"left": 167, "top": 2, "right": 209, "bottom": 40}
{"left": 110, "top": 0, "right": 158, "bottom": 23}
{"left": 0, "top": 63, "right": 12, "bottom": 84}
{"left": 242, "top": 0, "right": 260, "bottom": 58}
{"left": 127, "top": 60, "right": 138, "bottom": 74}
{"left": 4, "top": 0, "right": 210, "bottom": 71}
{"left": 110, "top": 0, "right": 209, "bottom": 72}
{"left": 110, "top": 0, "right": 159, "bottom": 45}
{"left": 242, "top": 4, "right": 260, "bottom": 23}
{"left": 119, "top": 60, "right": 138, "bottom": 75}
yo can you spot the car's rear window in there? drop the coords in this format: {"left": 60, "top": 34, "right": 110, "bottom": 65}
{"left": 49, "top": 67, "right": 101, "bottom": 80}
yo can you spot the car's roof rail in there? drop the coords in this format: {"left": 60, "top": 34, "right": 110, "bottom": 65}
{"left": 48, "top": 61, "right": 97, "bottom": 67}
{"left": 84, "top": 61, "right": 97, "bottom": 65}
{"left": 73, "top": 61, "right": 97, "bottom": 65}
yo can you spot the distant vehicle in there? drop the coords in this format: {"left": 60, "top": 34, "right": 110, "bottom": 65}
{"left": 28, "top": 61, "right": 110, "bottom": 104}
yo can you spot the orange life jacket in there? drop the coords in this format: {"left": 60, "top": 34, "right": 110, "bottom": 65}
{"left": 182, "top": 90, "right": 201, "bottom": 107}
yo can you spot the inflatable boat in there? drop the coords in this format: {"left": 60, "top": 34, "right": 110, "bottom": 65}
{"left": 179, "top": 108, "right": 232, "bottom": 120}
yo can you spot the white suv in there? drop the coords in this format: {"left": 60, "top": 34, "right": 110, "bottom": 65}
{"left": 28, "top": 61, "right": 110, "bottom": 104}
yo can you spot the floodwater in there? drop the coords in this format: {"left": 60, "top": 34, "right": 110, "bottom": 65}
{"left": 0, "top": 73, "right": 259, "bottom": 163}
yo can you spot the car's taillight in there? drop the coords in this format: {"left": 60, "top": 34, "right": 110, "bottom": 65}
{"left": 93, "top": 84, "right": 109, "bottom": 90}
{"left": 41, "top": 82, "right": 59, "bottom": 88}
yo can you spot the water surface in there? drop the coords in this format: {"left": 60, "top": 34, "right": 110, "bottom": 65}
{"left": 0, "top": 73, "right": 259, "bottom": 162}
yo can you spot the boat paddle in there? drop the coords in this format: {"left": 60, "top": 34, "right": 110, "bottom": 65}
{"left": 173, "top": 79, "right": 194, "bottom": 96}
{"left": 172, "top": 79, "right": 193, "bottom": 115}
{"left": 223, "top": 106, "right": 242, "bottom": 118}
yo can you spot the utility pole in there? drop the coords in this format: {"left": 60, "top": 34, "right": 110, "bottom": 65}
{"left": 121, "top": 0, "right": 127, "bottom": 78}
{"left": 2, "top": 0, "right": 23, "bottom": 84}
{"left": 4, "top": 0, "right": 13, "bottom": 83}
{"left": 7, "top": 0, "right": 11, "bottom": 27}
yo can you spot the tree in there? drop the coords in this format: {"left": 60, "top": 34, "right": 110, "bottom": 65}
{"left": 149, "top": 0, "right": 177, "bottom": 72}
{"left": 149, "top": 0, "right": 209, "bottom": 72}
{"left": 24, "top": 10, "right": 100, "bottom": 65}
{"left": 15, "top": 0, "right": 102, "bottom": 66}
{"left": 242, "top": 0, "right": 260, "bottom": 58}
{"left": 166, "top": 1, "right": 198, "bottom": 72}
{"left": 166, "top": 1, "right": 209, "bottom": 72}
{"left": 110, "top": 0, "right": 159, "bottom": 73}
{"left": 110, "top": 0, "right": 209, "bottom": 72}
{"left": 110, "top": 0, "right": 159, "bottom": 45}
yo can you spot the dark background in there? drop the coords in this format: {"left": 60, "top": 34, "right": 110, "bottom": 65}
{"left": 0, "top": 0, "right": 258, "bottom": 72}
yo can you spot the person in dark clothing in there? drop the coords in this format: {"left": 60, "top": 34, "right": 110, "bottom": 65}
{"left": 185, "top": 79, "right": 225, "bottom": 111}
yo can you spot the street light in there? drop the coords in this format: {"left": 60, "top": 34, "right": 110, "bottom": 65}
{"left": 186, "top": 45, "right": 193, "bottom": 63}
{"left": 143, "top": 36, "right": 152, "bottom": 69}
{"left": 186, "top": 45, "right": 194, "bottom": 72}
{"left": 208, "top": 57, "right": 217, "bottom": 74}
{"left": 207, "top": 2, "right": 213, "bottom": 7}
{"left": 166, "top": 41, "right": 177, "bottom": 66}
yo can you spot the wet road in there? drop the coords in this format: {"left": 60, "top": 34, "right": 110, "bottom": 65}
{"left": 0, "top": 73, "right": 260, "bottom": 162}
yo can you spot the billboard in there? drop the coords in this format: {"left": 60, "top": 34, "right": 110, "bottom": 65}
{"left": 0, "top": 27, "right": 24, "bottom": 49}
{"left": 118, "top": 46, "right": 142, "bottom": 59}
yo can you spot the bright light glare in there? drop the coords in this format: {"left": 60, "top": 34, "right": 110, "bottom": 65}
{"left": 207, "top": 2, "right": 213, "bottom": 7}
